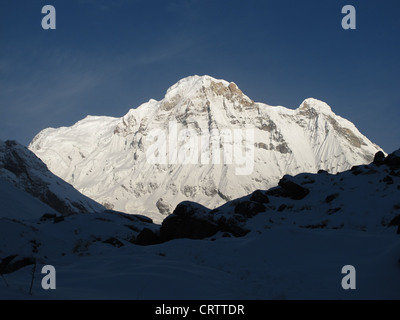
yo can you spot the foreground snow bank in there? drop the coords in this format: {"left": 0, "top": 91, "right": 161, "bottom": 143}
{"left": 0, "top": 147, "right": 399, "bottom": 299}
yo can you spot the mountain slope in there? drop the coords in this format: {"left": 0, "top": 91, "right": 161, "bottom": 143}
{"left": 1, "top": 149, "right": 399, "bottom": 299}
{"left": 0, "top": 139, "right": 156, "bottom": 292}
{"left": 29, "top": 75, "right": 382, "bottom": 222}
{"left": 0, "top": 140, "right": 104, "bottom": 217}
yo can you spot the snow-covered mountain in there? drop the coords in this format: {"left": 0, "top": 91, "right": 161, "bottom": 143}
{"left": 29, "top": 75, "right": 382, "bottom": 222}
{"left": 0, "top": 140, "right": 104, "bottom": 218}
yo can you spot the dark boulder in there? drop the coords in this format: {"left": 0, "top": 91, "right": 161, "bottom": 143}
{"left": 278, "top": 175, "right": 310, "bottom": 200}
{"left": 160, "top": 202, "right": 219, "bottom": 241}
{"left": 350, "top": 165, "right": 363, "bottom": 175}
{"left": 384, "top": 150, "right": 400, "bottom": 169}
{"left": 373, "top": 151, "right": 386, "bottom": 166}
{"left": 135, "top": 228, "right": 160, "bottom": 246}
{"left": 325, "top": 193, "right": 339, "bottom": 203}
{"left": 383, "top": 175, "right": 394, "bottom": 185}
{"left": 160, "top": 201, "right": 251, "bottom": 241}
{"left": 249, "top": 190, "right": 270, "bottom": 204}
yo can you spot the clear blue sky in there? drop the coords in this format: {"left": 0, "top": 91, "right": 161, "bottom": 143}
{"left": 0, "top": 0, "right": 399, "bottom": 152}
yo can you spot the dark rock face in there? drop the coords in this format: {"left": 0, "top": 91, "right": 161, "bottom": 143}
{"left": 41, "top": 190, "right": 77, "bottom": 216}
{"left": 40, "top": 213, "right": 64, "bottom": 223}
{"left": 215, "top": 216, "right": 249, "bottom": 237}
{"left": 160, "top": 202, "right": 219, "bottom": 242}
{"left": 325, "top": 193, "right": 339, "bottom": 203}
{"left": 373, "top": 149, "right": 400, "bottom": 169}
{"left": 384, "top": 151, "right": 400, "bottom": 169}
{"left": 249, "top": 190, "right": 270, "bottom": 204}
{"left": 0, "top": 255, "right": 36, "bottom": 275}
{"left": 278, "top": 176, "right": 310, "bottom": 200}
{"left": 234, "top": 200, "right": 265, "bottom": 218}
{"left": 135, "top": 228, "right": 160, "bottom": 245}
{"left": 350, "top": 165, "right": 363, "bottom": 175}
{"left": 265, "top": 187, "right": 287, "bottom": 198}
{"left": 373, "top": 151, "right": 386, "bottom": 166}
{"left": 383, "top": 176, "right": 394, "bottom": 185}
{"left": 162, "top": 215, "right": 219, "bottom": 241}
{"left": 159, "top": 201, "right": 254, "bottom": 242}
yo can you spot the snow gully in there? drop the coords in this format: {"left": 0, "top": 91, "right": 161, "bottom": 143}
{"left": 145, "top": 121, "right": 255, "bottom": 175}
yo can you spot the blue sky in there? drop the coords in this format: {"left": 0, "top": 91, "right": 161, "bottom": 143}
{"left": 0, "top": 0, "right": 399, "bottom": 152}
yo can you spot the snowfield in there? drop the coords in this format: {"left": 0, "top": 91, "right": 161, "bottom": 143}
{"left": 2, "top": 228, "right": 399, "bottom": 300}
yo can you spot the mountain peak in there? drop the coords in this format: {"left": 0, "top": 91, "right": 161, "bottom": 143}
{"left": 298, "top": 98, "right": 333, "bottom": 114}
{"left": 164, "top": 75, "right": 227, "bottom": 100}
{"left": 299, "top": 98, "right": 332, "bottom": 114}
{"left": 162, "top": 75, "right": 253, "bottom": 112}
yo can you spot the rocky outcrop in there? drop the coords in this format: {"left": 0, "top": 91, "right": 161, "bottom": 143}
{"left": 156, "top": 198, "right": 172, "bottom": 215}
{"left": 160, "top": 202, "right": 219, "bottom": 241}
{"left": 158, "top": 199, "right": 261, "bottom": 243}
{"left": 384, "top": 150, "right": 400, "bottom": 169}
{"left": 373, "top": 151, "right": 386, "bottom": 165}
{"left": 135, "top": 228, "right": 161, "bottom": 245}
{"left": 0, "top": 255, "right": 36, "bottom": 275}
{"left": 372, "top": 150, "right": 400, "bottom": 169}
{"left": 278, "top": 175, "right": 310, "bottom": 200}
